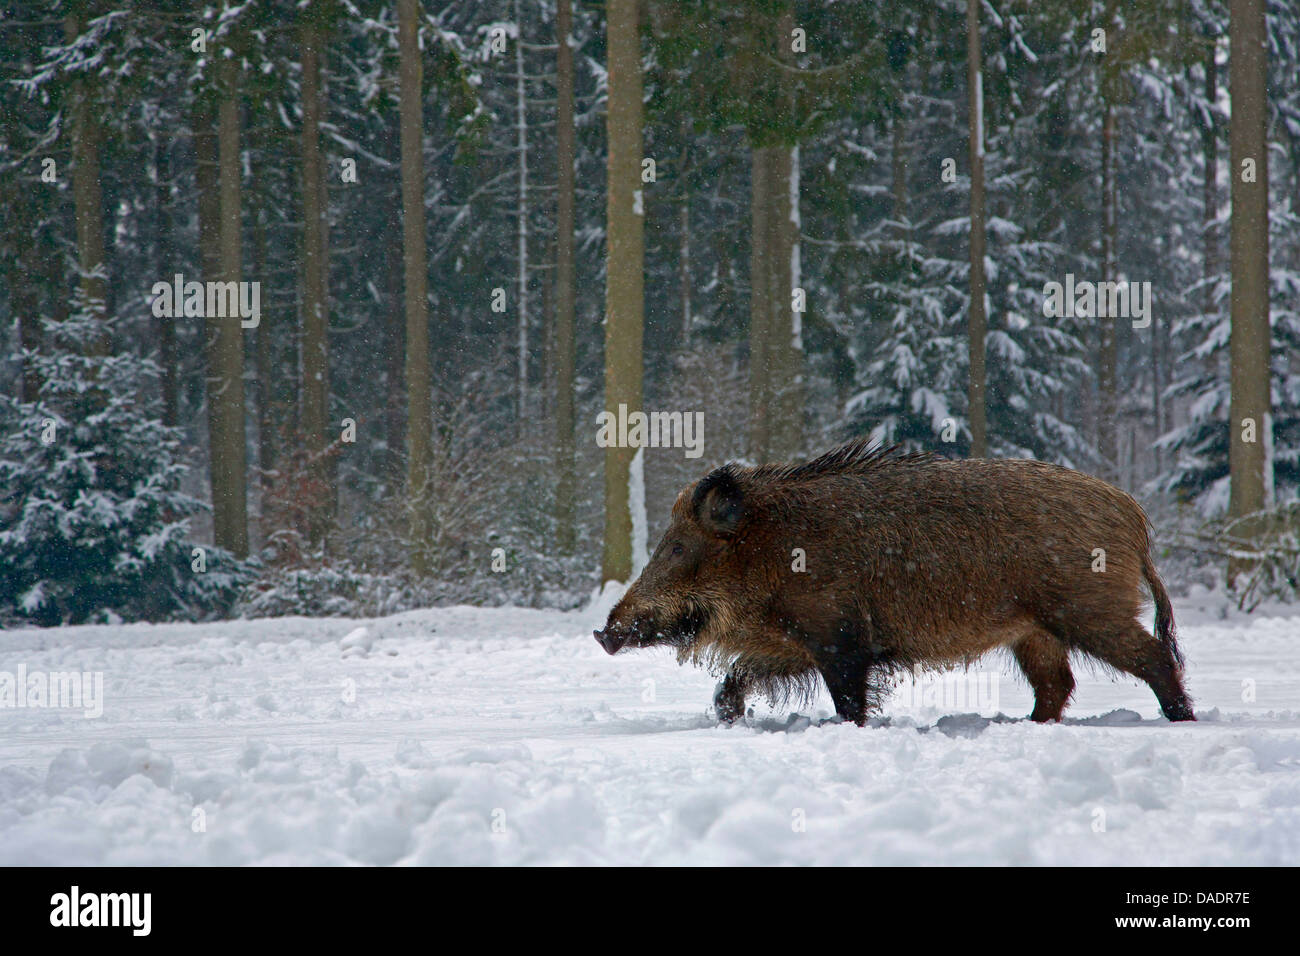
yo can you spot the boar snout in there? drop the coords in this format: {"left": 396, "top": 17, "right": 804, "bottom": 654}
{"left": 595, "top": 596, "right": 659, "bottom": 654}
{"left": 593, "top": 627, "right": 628, "bottom": 655}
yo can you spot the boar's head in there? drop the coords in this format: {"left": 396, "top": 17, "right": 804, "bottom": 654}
{"left": 594, "top": 465, "right": 748, "bottom": 656}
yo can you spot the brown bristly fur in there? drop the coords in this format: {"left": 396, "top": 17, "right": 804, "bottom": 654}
{"left": 598, "top": 439, "right": 1194, "bottom": 725}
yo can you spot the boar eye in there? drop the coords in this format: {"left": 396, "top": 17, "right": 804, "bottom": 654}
{"left": 671, "top": 543, "right": 685, "bottom": 557}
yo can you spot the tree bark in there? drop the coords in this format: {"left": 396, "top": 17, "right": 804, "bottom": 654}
{"left": 966, "top": 0, "right": 987, "bottom": 458}
{"left": 252, "top": 158, "right": 276, "bottom": 497}
{"left": 207, "top": 56, "right": 249, "bottom": 558}
{"left": 515, "top": 0, "right": 531, "bottom": 422}
{"left": 1152, "top": 282, "right": 1163, "bottom": 473}
{"left": 749, "top": 144, "right": 802, "bottom": 463}
{"left": 194, "top": 96, "right": 222, "bottom": 288}
{"left": 195, "top": 91, "right": 223, "bottom": 546}
{"left": 679, "top": 194, "right": 691, "bottom": 344}
{"left": 154, "top": 137, "right": 178, "bottom": 427}
{"left": 746, "top": 9, "right": 803, "bottom": 464}
{"left": 601, "top": 0, "right": 645, "bottom": 583}
{"left": 554, "top": 0, "right": 578, "bottom": 554}
{"left": 384, "top": 188, "right": 407, "bottom": 487}
{"left": 1098, "top": 102, "right": 1119, "bottom": 480}
{"left": 300, "top": 17, "right": 332, "bottom": 541}
{"left": 66, "top": 13, "right": 106, "bottom": 342}
{"left": 399, "top": 0, "right": 433, "bottom": 575}
{"left": 1228, "top": 0, "right": 1271, "bottom": 527}
{"left": 770, "top": 144, "right": 801, "bottom": 459}
{"left": 775, "top": 9, "right": 803, "bottom": 460}
{"left": 748, "top": 146, "right": 773, "bottom": 463}
{"left": 1202, "top": 33, "right": 1220, "bottom": 317}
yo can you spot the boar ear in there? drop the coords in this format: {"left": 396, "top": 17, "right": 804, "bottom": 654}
{"left": 692, "top": 465, "right": 745, "bottom": 536}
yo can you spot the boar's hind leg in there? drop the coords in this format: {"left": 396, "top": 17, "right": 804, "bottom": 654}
{"left": 713, "top": 668, "right": 751, "bottom": 724}
{"left": 1084, "top": 623, "right": 1195, "bottom": 722}
{"left": 1012, "top": 629, "right": 1075, "bottom": 722}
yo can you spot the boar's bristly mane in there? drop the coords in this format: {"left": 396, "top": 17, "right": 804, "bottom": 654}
{"left": 753, "top": 438, "right": 935, "bottom": 484}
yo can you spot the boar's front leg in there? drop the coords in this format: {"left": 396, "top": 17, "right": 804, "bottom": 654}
{"left": 808, "top": 620, "right": 878, "bottom": 726}
{"left": 713, "top": 667, "right": 751, "bottom": 723}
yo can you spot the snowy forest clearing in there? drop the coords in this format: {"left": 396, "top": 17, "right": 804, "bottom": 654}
{"left": 2, "top": 589, "right": 1297, "bottom": 866}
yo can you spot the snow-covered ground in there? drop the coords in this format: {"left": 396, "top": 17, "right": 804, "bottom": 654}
{"left": 2, "top": 585, "right": 1298, "bottom": 865}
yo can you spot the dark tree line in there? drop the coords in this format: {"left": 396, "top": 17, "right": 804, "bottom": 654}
{"left": 1, "top": 0, "right": 1299, "bottom": 624}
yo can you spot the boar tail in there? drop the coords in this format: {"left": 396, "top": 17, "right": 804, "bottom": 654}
{"left": 1142, "top": 549, "right": 1183, "bottom": 669}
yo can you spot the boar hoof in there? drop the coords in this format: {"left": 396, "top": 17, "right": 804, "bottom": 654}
{"left": 1162, "top": 700, "right": 1196, "bottom": 722}
{"left": 713, "top": 676, "right": 748, "bottom": 724}
{"left": 714, "top": 698, "right": 746, "bottom": 724}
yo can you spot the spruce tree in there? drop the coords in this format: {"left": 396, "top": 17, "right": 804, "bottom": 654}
{"left": 0, "top": 309, "right": 248, "bottom": 625}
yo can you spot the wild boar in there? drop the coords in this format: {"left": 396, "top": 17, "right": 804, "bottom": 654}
{"left": 594, "top": 439, "right": 1193, "bottom": 725}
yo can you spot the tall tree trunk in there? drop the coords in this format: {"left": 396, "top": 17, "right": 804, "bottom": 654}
{"left": 66, "top": 13, "right": 106, "bottom": 341}
{"left": 1228, "top": 0, "right": 1271, "bottom": 534}
{"left": 515, "top": 0, "right": 530, "bottom": 422}
{"left": 194, "top": 86, "right": 222, "bottom": 381}
{"left": 300, "top": 17, "right": 332, "bottom": 542}
{"left": 195, "top": 91, "right": 227, "bottom": 547}
{"left": 1098, "top": 102, "right": 1119, "bottom": 480}
{"left": 384, "top": 187, "right": 407, "bottom": 487}
{"left": 749, "top": 144, "right": 799, "bottom": 462}
{"left": 252, "top": 159, "right": 276, "bottom": 498}
{"left": 1202, "top": 33, "right": 1220, "bottom": 317}
{"left": 554, "top": 0, "right": 578, "bottom": 554}
{"left": 748, "top": 146, "right": 773, "bottom": 463}
{"left": 1152, "top": 293, "right": 1163, "bottom": 473}
{"left": 602, "top": 0, "right": 645, "bottom": 583}
{"left": 772, "top": 144, "right": 802, "bottom": 459}
{"left": 399, "top": 0, "right": 433, "bottom": 575}
{"left": 194, "top": 100, "right": 221, "bottom": 275}
{"left": 678, "top": 117, "right": 694, "bottom": 346}
{"left": 749, "top": 10, "right": 802, "bottom": 463}
{"left": 540, "top": 238, "right": 553, "bottom": 421}
{"left": 208, "top": 57, "right": 249, "bottom": 558}
{"left": 966, "top": 0, "right": 987, "bottom": 458}
{"left": 384, "top": 187, "right": 406, "bottom": 486}
{"left": 154, "top": 137, "right": 178, "bottom": 426}
{"left": 679, "top": 194, "right": 691, "bottom": 344}
{"left": 776, "top": 8, "right": 803, "bottom": 459}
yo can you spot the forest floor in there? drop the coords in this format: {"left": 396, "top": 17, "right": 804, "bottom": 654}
{"left": 2, "top": 586, "right": 1298, "bottom": 865}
